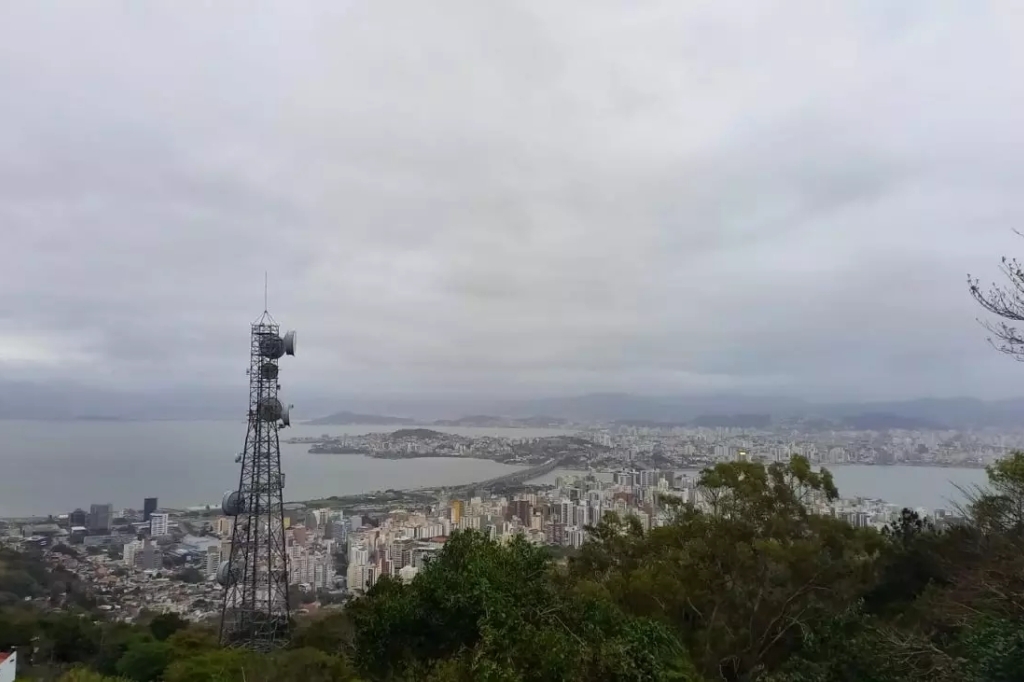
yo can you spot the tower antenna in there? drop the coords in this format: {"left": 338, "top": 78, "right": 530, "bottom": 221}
{"left": 217, "top": 300, "right": 297, "bottom": 651}
{"left": 264, "top": 272, "right": 268, "bottom": 313}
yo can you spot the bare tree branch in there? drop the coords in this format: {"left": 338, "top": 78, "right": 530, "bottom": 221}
{"left": 968, "top": 233, "right": 1024, "bottom": 358}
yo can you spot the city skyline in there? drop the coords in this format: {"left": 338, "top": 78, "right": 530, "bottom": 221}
{"left": 3, "top": 3, "right": 1024, "bottom": 400}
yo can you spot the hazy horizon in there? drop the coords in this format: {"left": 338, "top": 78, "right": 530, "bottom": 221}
{"left": 8, "top": 380, "right": 1024, "bottom": 426}
{"left": 4, "top": 3, "right": 1024, "bottom": 400}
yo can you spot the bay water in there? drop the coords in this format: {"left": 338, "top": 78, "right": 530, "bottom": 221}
{"left": 0, "top": 420, "right": 990, "bottom": 517}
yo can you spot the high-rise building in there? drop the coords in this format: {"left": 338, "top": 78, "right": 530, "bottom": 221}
{"left": 136, "top": 538, "right": 162, "bottom": 570}
{"left": 68, "top": 508, "right": 87, "bottom": 527}
{"left": 124, "top": 539, "right": 143, "bottom": 567}
{"left": 215, "top": 516, "right": 234, "bottom": 537}
{"left": 143, "top": 498, "right": 158, "bottom": 522}
{"left": 88, "top": 504, "right": 113, "bottom": 534}
{"left": 150, "top": 513, "right": 170, "bottom": 537}
{"left": 206, "top": 546, "right": 222, "bottom": 578}
{"left": 450, "top": 499, "right": 464, "bottom": 525}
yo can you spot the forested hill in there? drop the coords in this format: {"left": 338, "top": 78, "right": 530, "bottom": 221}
{"left": 4, "top": 454, "right": 1024, "bottom": 681}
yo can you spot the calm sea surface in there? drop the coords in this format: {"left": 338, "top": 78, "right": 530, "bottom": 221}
{"left": 0, "top": 420, "right": 991, "bottom": 516}
{"left": 0, "top": 421, "right": 560, "bottom": 517}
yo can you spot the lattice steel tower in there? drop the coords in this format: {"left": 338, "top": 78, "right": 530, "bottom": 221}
{"left": 218, "top": 310, "right": 296, "bottom": 650}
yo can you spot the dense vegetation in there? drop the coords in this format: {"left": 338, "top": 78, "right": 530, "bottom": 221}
{"left": 4, "top": 454, "right": 1024, "bottom": 681}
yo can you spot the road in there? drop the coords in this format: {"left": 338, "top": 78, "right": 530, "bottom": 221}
{"left": 447, "top": 457, "right": 562, "bottom": 496}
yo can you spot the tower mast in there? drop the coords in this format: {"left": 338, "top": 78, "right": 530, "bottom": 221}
{"left": 218, "top": 309, "right": 297, "bottom": 650}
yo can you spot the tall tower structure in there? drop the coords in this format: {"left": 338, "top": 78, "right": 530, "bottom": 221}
{"left": 218, "top": 310, "right": 296, "bottom": 650}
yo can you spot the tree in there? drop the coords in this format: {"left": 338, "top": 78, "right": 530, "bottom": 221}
{"left": 268, "top": 647, "right": 358, "bottom": 682}
{"left": 967, "top": 452, "right": 1024, "bottom": 534}
{"left": 289, "top": 612, "right": 355, "bottom": 656}
{"left": 570, "top": 457, "right": 878, "bottom": 681}
{"left": 163, "top": 648, "right": 261, "bottom": 682}
{"left": 762, "top": 603, "right": 962, "bottom": 682}
{"left": 59, "top": 669, "right": 128, "bottom": 682}
{"left": 173, "top": 567, "right": 205, "bottom": 584}
{"left": 0, "top": 607, "right": 41, "bottom": 652}
{"left": 149, "top": 613, "right": 188, "bottom": 641}
{"left": 91, "top": 623, "right": 151, "bottom": 676}
{"left": 166, "top": 627, "right": 219, "bottom": 656}
{"left": 957, "top": 616, "right": 1024, "bottom": 682}
{"left": 347, "top": 529, "right": 689, "bottom": 682}
{"left": 968, "top": 242, "right": 1024, "bottom": 359}
{"left": 40, "top": 612, "right": 102, "bottom": 664}
{"left": 863, "top": 509, "right": 949, "bottom": 616}
{"left": 115, "top": 640, "right": 174, "bottom": 682}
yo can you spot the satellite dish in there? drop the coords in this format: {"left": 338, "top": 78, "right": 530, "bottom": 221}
{"left": 216, "top": 560, "right": 237, "bottom": 587}
{"left": 280, "top": 403, "right": 291, "bottom": 428}
{"left": 258, "top": 398, "right": 284, "bottom": 422}
{"left": 221, "top": 490, "right": 244, "bottom": 516}
{"left": 260, "top": 363, "right": 279, "bottom": 381}
{"left": 283, "top": 330, "right": 297, "bottom": 357}
{"left": 259, "top": 335, "right": 285, "bottom": 359}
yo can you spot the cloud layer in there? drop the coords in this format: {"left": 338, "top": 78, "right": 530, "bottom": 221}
{"left": 2, "top": 1, "right": 1023, "bottom": 400}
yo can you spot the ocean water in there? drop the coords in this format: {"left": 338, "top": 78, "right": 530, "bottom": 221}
{"left": 0, "top": 420, "right": 546, "bottom": 517}
{"left": 0, "top": 420, "right": 991, "bottom": 517}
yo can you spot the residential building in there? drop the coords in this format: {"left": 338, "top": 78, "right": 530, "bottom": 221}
{"left": 150, "top": 513, "right": 170, "bottom": 537}
{"left": 89, "top": 504, "right": 113, "bottom": 534}
{"left": 143, "top": 498, "right": 158, "bottom": 522}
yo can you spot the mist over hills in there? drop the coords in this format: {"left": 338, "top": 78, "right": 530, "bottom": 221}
{"left": 3, "top": 381, "right": 1024, "bottom": 430}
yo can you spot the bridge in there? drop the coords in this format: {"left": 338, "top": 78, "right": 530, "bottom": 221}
{"left": 447, "top": 457, "right": 563, "bottom": 496}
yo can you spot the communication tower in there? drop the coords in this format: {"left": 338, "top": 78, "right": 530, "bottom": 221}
{"left": 218, "top": 309, "right": 297, "bottom": 650}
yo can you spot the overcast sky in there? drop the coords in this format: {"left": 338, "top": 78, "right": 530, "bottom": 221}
{"left": 1, "top": 1, "right": 1023, "bottom": 401}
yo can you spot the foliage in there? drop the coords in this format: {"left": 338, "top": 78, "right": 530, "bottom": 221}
{"left": 150, "top": 612, "right": 188, "bottom": 641}
{"left": 956, "top": 615, "right": 1024, "bottom": 682}
{"left": 570, "top": 457, "right": 877, "bottom": 681}
{"left": 163, "top": 646, "right": 358, "bottom": 682}
{"left": 173, "top": 567, "right": 206, "bottom": 584}
{"left": 290, "top": 611, "right": 355, "bottom": 656}
{"left": 115, "top": 640, "right": 174, "bottom": 681}
{"left": 92, "top": 623, "right": 153, "bottom": 676}
{"left": 347, "top": 529, "right": 690, "bottom": 681}
{"left": 59, "top": 669, "right": 129, "bottom": 682}
{"left": 166, "top": 626, "right": 220, "bottom": 656}
{"left": 0, "top": 546, "right": 61, "bottom": 598}
{"left": 40, "top": 612, "right": 103, "bottom": 664}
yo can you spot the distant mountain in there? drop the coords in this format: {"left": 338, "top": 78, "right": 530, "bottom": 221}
{"left": 512, "top": 415, "right": 569, "bottom": 428}
{"left": 613, "top": 419, "right": 688, "bottom": 428}
{"left": 691, "top": 414, "right": 772, "bottom": 428}
{"left": 489, "top": 394, "right": 1024, "bottom": 430}
{"left": 490, "top": 393, "right": 810, "bottom": 423}
{"left": 431, "top": 414, "right": 570, "bottom": 428}
{"left": 5, "top": 380, "right": 1024, "bottom": 430}
{"left": 389, "top": 428, "right": 449, "bottom": 439}
{"left": 840, "top": 412, "right": 946, "bottom": 431}
{"left": 432, "top": 415, "right": 504, "bottom": 427}
{"left": 306, "top": 411, "right": 416, "bottom": 426}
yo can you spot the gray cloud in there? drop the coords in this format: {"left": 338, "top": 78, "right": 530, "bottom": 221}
{"left": 1, "top": 0, "right": 1023, "bottom": 402}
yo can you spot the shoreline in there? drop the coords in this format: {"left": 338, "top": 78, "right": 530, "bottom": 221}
{"left": 0, "top": 461, "right": 991, "bottom": 522}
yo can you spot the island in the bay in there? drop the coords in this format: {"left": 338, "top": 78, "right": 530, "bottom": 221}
{"left": 288, "top": 428, "right": 614, "bottom": 467}
{"left": 285, "top": 417, "right": 1011, "bottom": 470}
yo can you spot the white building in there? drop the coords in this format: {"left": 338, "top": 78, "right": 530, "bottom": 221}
{"left": 123, "top": 539, "right": 143, "bottom": 568}
{"left": 205, "top": 546, "right": 222, "bottom": 578}
{"left": 0, "top": 651, "right": 17, "bottom": 682}
{"left": 150, "top": 513, "right": 170, "bottom": 537}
